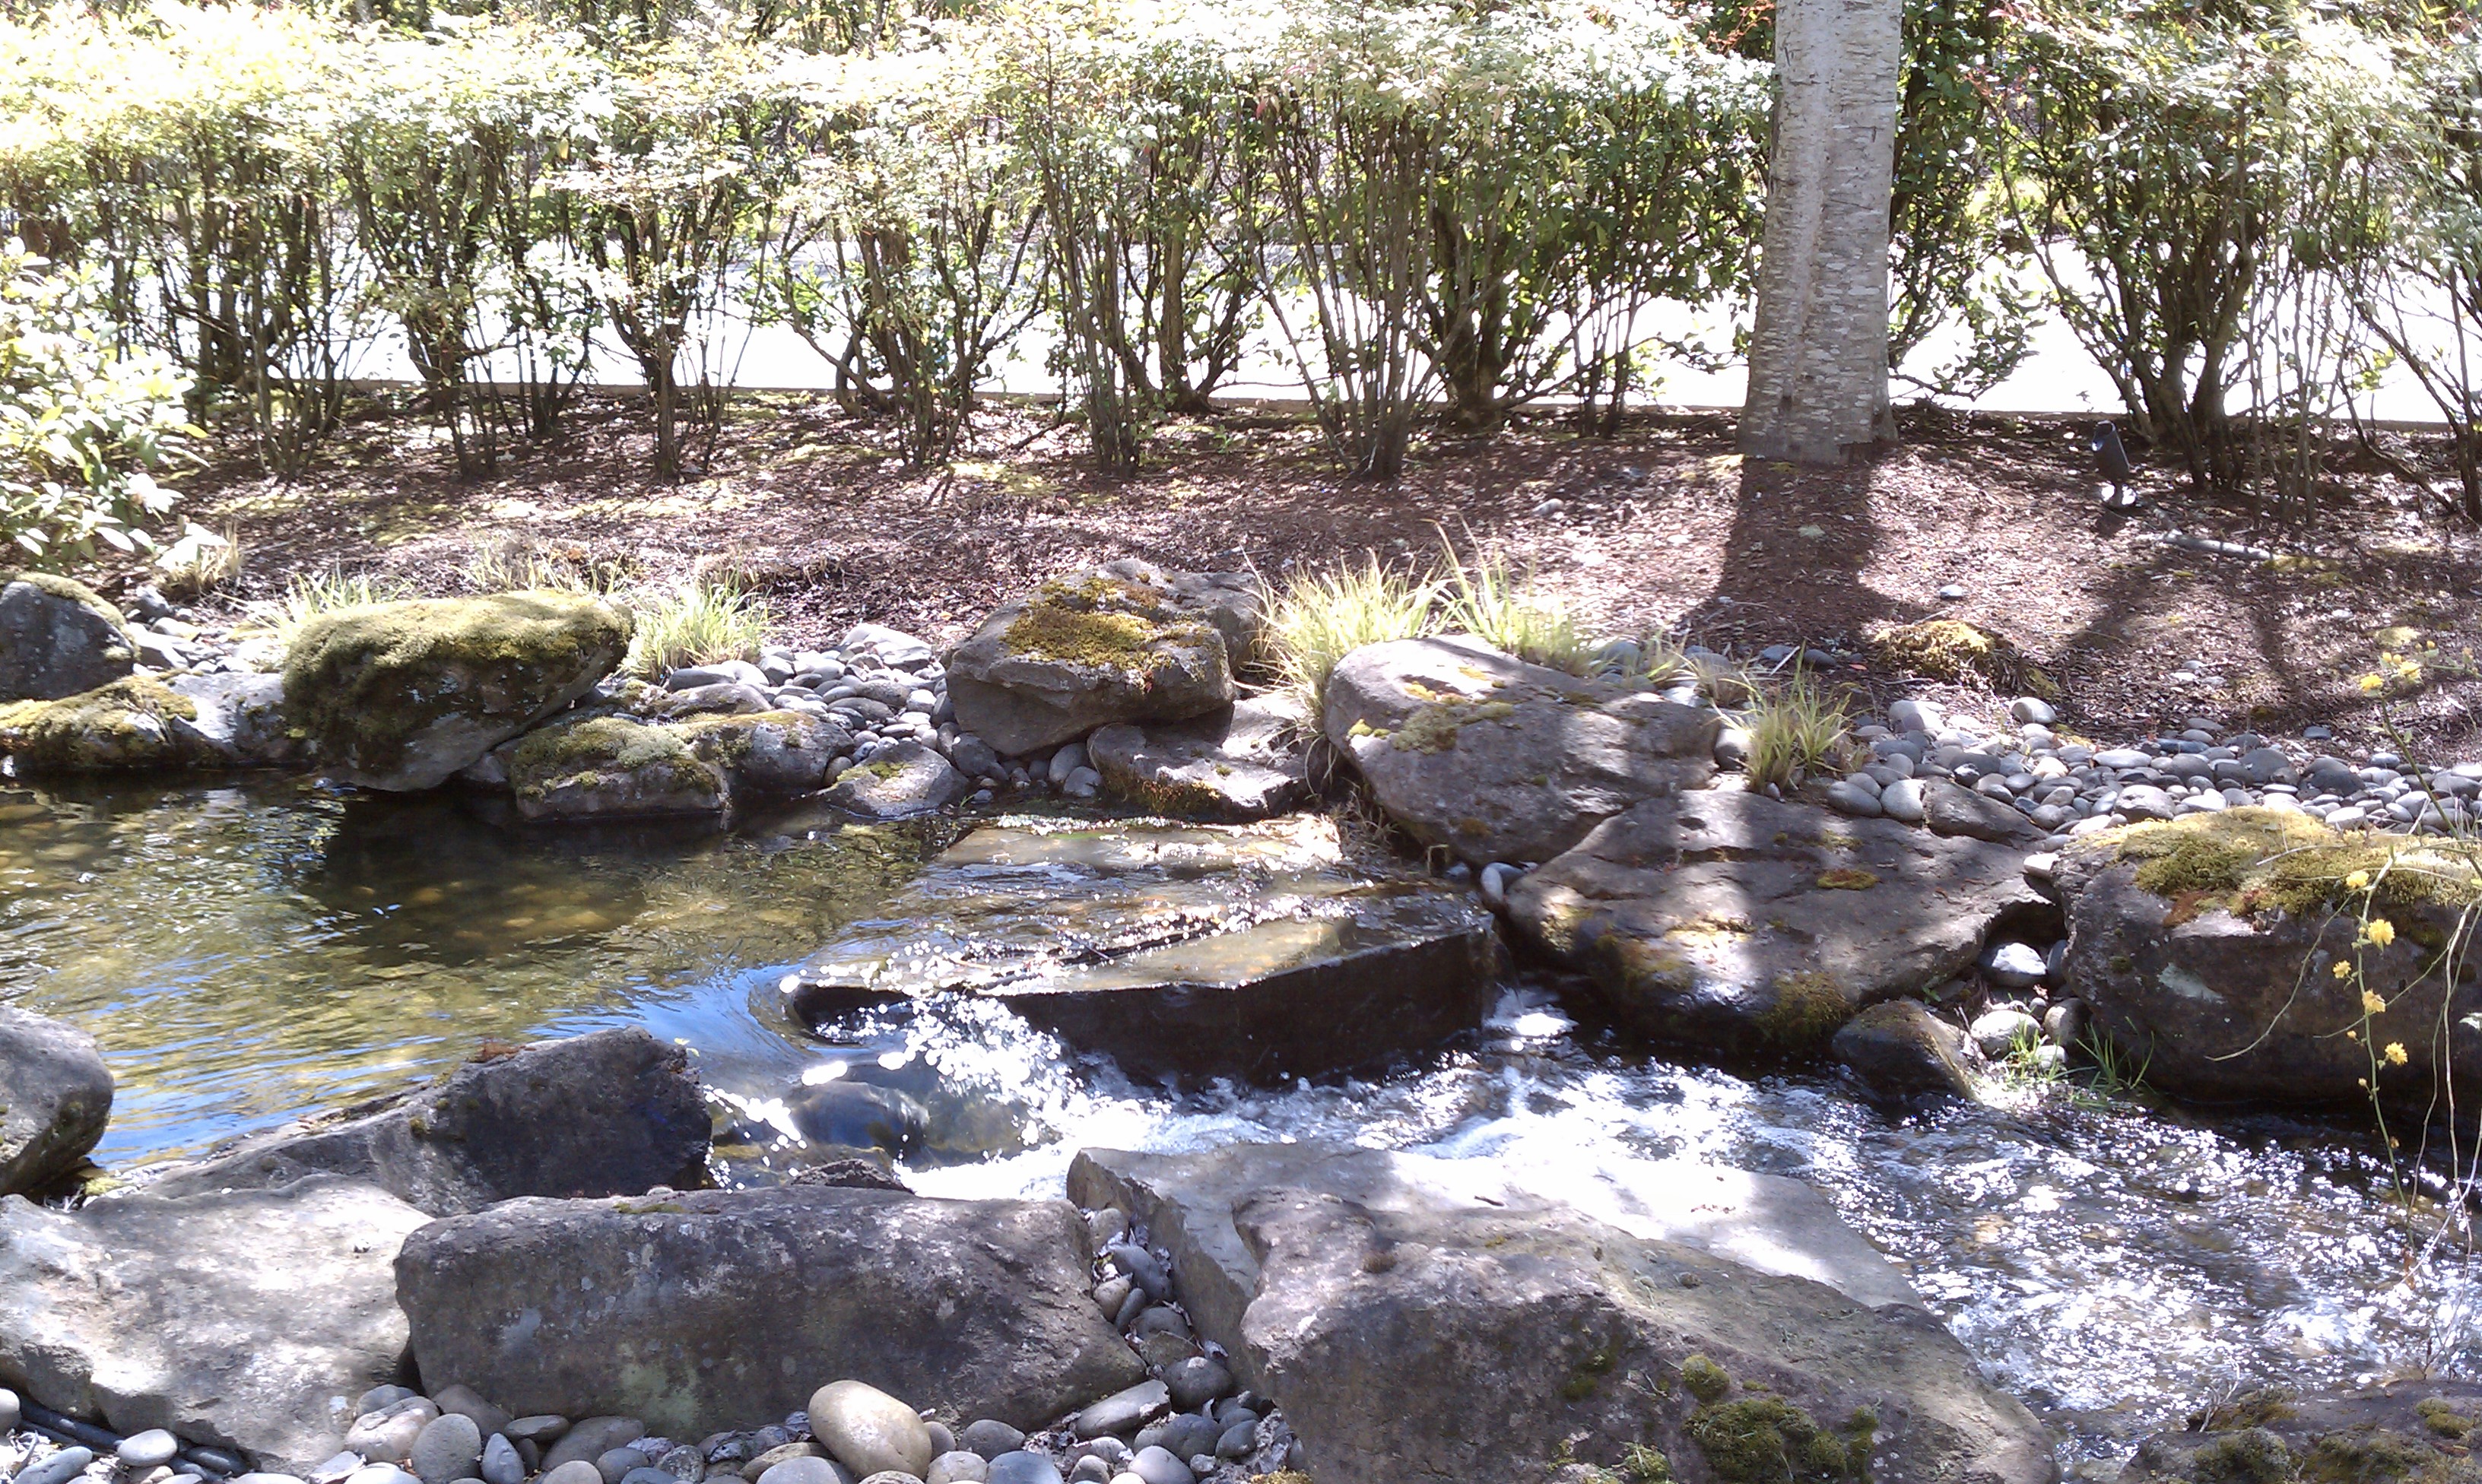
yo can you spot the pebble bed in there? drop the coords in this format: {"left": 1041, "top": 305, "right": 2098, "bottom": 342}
{"left": 0, "top": 1206, "right": 1297, "bottom": 1484}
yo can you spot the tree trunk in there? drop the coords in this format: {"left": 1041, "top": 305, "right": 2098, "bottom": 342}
{"left": 1739, "top": 0, "right": 1902, "bottom": 465}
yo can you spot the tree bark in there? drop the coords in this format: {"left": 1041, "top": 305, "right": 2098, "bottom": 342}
{"left": 1739, "top": 0, "right": 1902, "bottom": 465}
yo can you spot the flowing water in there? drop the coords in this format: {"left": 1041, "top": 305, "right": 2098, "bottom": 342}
{"left": 1, "top": 778, "right": 2474, "bottom": 1470}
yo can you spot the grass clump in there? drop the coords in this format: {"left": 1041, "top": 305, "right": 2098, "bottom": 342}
{"left": 240, "top": 567, "right": 417, "bottom": 648}
{"left": 1439, "top": 539, "right": 1594, "bottom": 675}
{"left": 623, "top": 579, "right": 770, "bottom": 679}
{"left": 465, "top": 537, "right": 631, "bottom": 596}
{"left": 1870, "top": 618, "right": 2056, "bottom": 697}
{"left": 1741, "top": 668, "right": 1858, "bottom": 790}
{"left": 1256, "top": 555, "right": 1440, "bottom": 718}
{"left": 153, "top": 522, "right": 240, "bottom": 600}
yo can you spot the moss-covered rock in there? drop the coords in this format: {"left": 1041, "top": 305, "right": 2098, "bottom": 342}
{"left": 2056, "top": 809, "right": 2482, "bottom": 1108}
{"left": 946, "top": 560, "right": 1256, "bottom": 755}
{"left": 0, "top": 571, "right": 133, "bottom": 702}
{"left": 1830, "top": 998, "right": 1979, "bottom": 1100}
{"left": 677, "top": 710, "right": 854, "bottom": 796}
{"left": 0, "top": 677, "right": 200, "bottom": 771}
{"left": 1869, "top": 618, "right": 2055, "bottom": 698}
{"left": 506, "top": 714, "right": 726, "bottom": 822}
{"left": 284, "top": 591, "right": 632, "bottom": 791}
{"left": 820, "top": 740, "right": 966, "bottom": 820}
{"left": 2122, "top": 1383, "right": 2482, "bottom": 1484}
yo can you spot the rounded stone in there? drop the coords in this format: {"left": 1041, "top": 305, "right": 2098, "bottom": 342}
{"left": 1981, "top": 941, "right": 2046, "bottom": 990}
{"left": 983, "top": 1454, "right": 1062, "bottom": 1484}
{"left": 808, "top": 1381, "right": 934, "bottom": 1480}
{"left": 856, "top": 1474, "right": 925, "bottom": 1484}
{"left": 21, "top": 1448, "right": 96, "bottom": 1484}
{"left": 412, "top": 1414, "right": 485, "bottom": 1484}
{"left": 925, "top": 1453, "right": 989, "bottom": 1484}
{"left": 545, "top": 1420, "right": 650, "bottom": 1473}
{"left": 506, "top": 1417, "right": 573, "bottom": 1444}
{"left": 746, "top": 1444, "right": 830, "bottom": 1478}
{"left": 0, "top": 1384, "right": 19, "bottom": 1432}
{"left": 121, "top": 1431, "right": 182, "bottom": 1470}
{"left": 621, "top": 1470, "right": 682, "bottom": 1484}
{"left": 1880, "top": 778, "right": 1928, "bottom": 823}
{"left": 959, "top": 1422, "right": 1024, "bottom": 1462}
{"left": 598, "top": 1451, "right": 650, "bottom": 1484}
{"left": 348, "top": 1467, "right": 423, "bottom": 1484}
{"left": 480, "top": 1435, "right": 526, "bottom": 1484}
{"left": 358, "top": 1387, "right": 422, "bottom": 1417}
{"left": 1970, "top": 1007, "right": 2042, "bottom": 1059}
{"left": 1162, "top": 1356, "right": 1233, "bottom": 1412}
{"left": 755, "top": 1460, "right": 855, "bottom": 1484}
{"left": 544, "top": 1465, "right": 607, "bottom": 1484}
{"left": 1127, "top": 1450, "right": 1192, "bottom": 1484}
{"left": 657, "top": 1445, "right": 707, "bottom": 1482}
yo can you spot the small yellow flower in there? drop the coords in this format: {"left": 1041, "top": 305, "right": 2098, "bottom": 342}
{"left": 2363, "top": 918, "right": 2397, "bottom": 948}
{"left": 2344, "top": 870, "right": 2370, "bottom": 891}
{"left": 2332, "top": 960, "right": 2354, "bottom": 979}
{"left": 2398, "top": 660, "right": 2423, "bottom": 680}
{"left": 2359, "top": 673, "right": 2385, "bottom": 693}
{"left": 2363, "top": 989, "right": 2387, "bottom": 1015}
{"left": 2385, "top": 1042, "right": 2409, "bottom": 1066}
{"left": 2347, "top": 1029, "right": 2361, "bottom": 1042}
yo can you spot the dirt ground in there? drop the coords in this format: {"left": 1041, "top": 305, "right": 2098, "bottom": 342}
{"left": 123, "top": 391, "right": 2482, "bottom": 758}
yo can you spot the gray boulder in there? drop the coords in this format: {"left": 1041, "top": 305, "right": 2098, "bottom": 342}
{"left": 1918, "top": 778, "right": 2044, "bottom": 847}
{"left": 506, "top": 715, "right": 728, "bottom": 822}
{"left": 0, "top": 1004, "right": 113, "bottom": 1195}
{"left": 1830, "top": 1000, "right": 1979, "bottom": 1100}
{"left": 947, "top": 563, "right": 1255, "bottom": 756}
{"left": 1506, "top": 788, "right": 2049, "bottom": 1057}
{"left": 1087, "top": 694, "right": 1309, "bottom": 820}
{"left": 0, "top": 1175, "right": 431, "bottom": 1472}
{"left": 681, "top": 711, "right": 854, "bottom": 795}
{"left": 141, "top": 1029, "right": 709, "bottom": 1216}
{"left": 1322, "top": 635, "right": 1720, "bottom": 867}
{"left": 2056, "top": 808, "right": 2482, "bottom": 1108}
{"left": 284, "top": 593, "right": 633, "bottom": 791}
{"left": 822, "top": 740, "right": 966, "bottom": 819}
{"left": 395, "top": 1186, "right": 1142, "bottom": 1437}
{"left": 0, "top": 572, "right": 132, "bottom": 701}
{"left": 784, "top": 817, "right": 1500, "bottom": 1083}
{"left": 167, "top": 672, "right": 299, "bottom": 768}
{"left": 1065, "top": 1144, "right": 2049, "bottom": 1484}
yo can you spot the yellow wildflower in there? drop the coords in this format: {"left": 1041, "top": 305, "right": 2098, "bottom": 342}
{"left": 2332, "top": 960, "right": 2354, "bottom": 979}
{"left": 2362, "top": 990, "right": 2386, "bottom": 1015}
{"left": 2364, "top": 918, "right": 2396, "bottom": 948}
{"left": 2358, "top": 674, "right": 2385, "bottom": 693}
{"left": 2385, "top": 1042, "right": 2409, "bottom": 1067}
{"left": 2344, "top": 870, "right": 2370, "bottom": 891}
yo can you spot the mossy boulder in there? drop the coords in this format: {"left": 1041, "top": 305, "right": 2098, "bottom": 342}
{"left": 0, "top": 1004, "right": 113, "bottom": 1197}
{"left": 820, "top": 740, "right": 966, "bottom": 820}
{"left": 1830, "top": 999, "right": 1980, "bottom": 1100}
{"left": 0, "top": 677, "right": 202, "bottom": 771}
{"left": 1506, "top": 787, "right": 2046, "bottom": 1059}
{"left": 2055, "top": 807, "right": 2482, "bottom": 1108}
{"left": 946, "top": 561, "right": 1257, "bottom": 756}
{"left": 2120, "top": 1382, "right": 2482, "bottom": 1484}
{"left": 677, "top": 710, "right": 854, "bottom": 796}
{"left": 0, "top": 570, "right": 134, "bottom": 702}
{"left": 1087, "top": 693, "right": 1310, "bottom": 821}
{"left": 1323, "top": 636, "right": 1722, "bottom": 868}
{"left": 284, "top": 592, "right": 633, "bottom": 791}
{"left": 507, "top": 714, "right": 727, "bottom": 822}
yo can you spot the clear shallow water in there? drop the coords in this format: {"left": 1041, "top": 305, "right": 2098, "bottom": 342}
{"left": 0, "top": 778, "right": 2474, "bottom": 1467}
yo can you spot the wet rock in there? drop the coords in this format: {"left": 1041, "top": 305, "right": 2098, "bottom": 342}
{"left": 541, "top": 1421, "right": 647, "bottom": 1473}
{"left": 1506, "top": 788, "right": 2048, "bottom": 1057}
{"left": 2057, "top": 809, "right": 2482, "bottom": 1107}
{"left": 1074, "top": 1382, "right": 1170, "bottom": 1440}
{"left": 1322, "top": 635, "right": 1720, "bottom": 867}
{"left": 820, "top": 740, "right": 966, "bottom": 820}
{"left": 0, "top": 1174, "right": 430, "bottom": 1472}
{"left": 1087, "top": 695, "right": 1309, "bottom": 820}
{"left": 957, "top": 1422, "right": 1023, "bottom": 1460}
{"left": 284, "top": 592, "right": 633, "bottom": 791}
{"left": 947, "top": 563, "right": 1254, "bottom": 755}
{"left": 0, "top": 1004, "right": 113, "bottom": 1195}
{"left": 1233, "top": 1187, "right": 2054, "bottom": 1484}
{"left": 681, "top": 712, "right": 854, "bottom": 796}
{"left": 1066, "top": 1141, "right": 1922, "bottom": 1401}
{"left": 784, "top": 817, "right": 1500, "bottom": 1083}
{"left": 1830, "top": 1000, "right": 1979, "bottom": 1100}
{"left": 2118, "top": 1381, "right": 2482, "bottom": 1484}
{"left": 508, "top": 716, "right": 728, "bottom": 822}
{"left": 396, "top": 1186, "right": 1141, "bottom": 1438}
{"left": 0, "top": 571, "right": 132, "bottom": 700}
{"left": 143, "top": 1028, "right": 710, "bottom": 1216}
{"left": 411, "top": 1415, "right": 484, "bottom": 1484}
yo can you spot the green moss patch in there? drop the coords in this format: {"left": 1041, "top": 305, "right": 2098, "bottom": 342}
{"left": 1870, "top": 618, "right": 2054, "bottom": 698}
{"left": 998, "top": 575, "right": 1217, "bottom": 676}
{"left": 0, "top": 677, "right": 197, "bottom": 771}
{"left": 509, "top": 715, "right": 694, "bottom": 801}
{"left": 0, "top": 569, "right": 129, "bottom": 637}
{"left": 1687, "top": 1396, "right": 1872, "bottom": 1484}
{"left": 1681, "top": 1355, "right": 1733, "bottom": 1404}
{"left": 2112, "top": 808, "right": 2482, "bottom": 921}
{"left": 1757, "top": 971, "right": 1852, "bottom": 1049}
{"left": 1814, "top": 869, "right": 1880, "bottom": 891}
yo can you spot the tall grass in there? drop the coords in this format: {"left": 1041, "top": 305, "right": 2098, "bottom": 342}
{"left": 1741, "top": 667, "right": 1858, "bottom": 790}
{"left": 1437, "top": 540, "right": 1594, "bottom": 676}
{"left": 240, "top": 568, "right": 416, "bottom": 648}
{"left": 624, "top": 579, "right": 771, "bottom": 679}
{"left": 464, "top": 538, "right": 630, "bottom": 596}
{"left": 1256, "top": 557, "right": 1440, "bottom": 718}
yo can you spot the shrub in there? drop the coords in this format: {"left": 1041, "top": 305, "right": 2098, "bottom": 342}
{"left": 0, "top": 239, "right": 192, "bottom": 566}
{"left": 624, "top": 579, "right": 772, "bottom": 677}
{"left": 1256, "top": 556, "right": 1439, "bottom": 719}
{"left": 1741, "top": 668, "right": 1858, "bottom": 791}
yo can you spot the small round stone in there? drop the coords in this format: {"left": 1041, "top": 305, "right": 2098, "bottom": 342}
{"left": 958, "top": 1422, "right": 1024, "bottom": 1462}
{"left": 411, "top": 1415, "right": 485, "bottom": 1484}
{"left": 598, "top": 1451, "right": 650, "bottom": 1484}
{"left": 808, "top": 1382, "right": 932, "bottom": 1480}
{"left": 1126, "top": 1449, "right": 1192, "bottom": 1484}
{"left": 982, "top": 1454, "right": 1061, "bottom": 1484}
{"left": 754, "top": 1460, "right": 852, "bottom": 1484}
{"left": 925, "top": 1453, "right": 987, "bottom": 1484}
{"left": 121, "top": 1431, "right": 182, "bottom": 1470}
{"left": 543, "top": 1464, "right": 607, "bottom": 1484}
{"left": 0, "top": 1385, "right": 18, "bottom": 1433}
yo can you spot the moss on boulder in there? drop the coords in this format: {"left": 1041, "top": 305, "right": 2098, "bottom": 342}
{"left": 0, "top": 677, "right": 200, "bottom": 772}
{"left": 506, "top": 714, "right": 726, "bottom": 822}
{"left": 0, "top": 570, "right": 133, "bottom": 702}
{"left": 284, "top": 591, "right": 632, "bottom": 791}
{"left": 2122, "top": 1383, "right": 2482, "bottom": 1484}
{"left": 1870, "top": 619, "right": 2055, "bottom": 698}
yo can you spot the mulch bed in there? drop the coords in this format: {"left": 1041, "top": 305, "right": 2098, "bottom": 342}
{"left": 126, "top": 391, "right": 2482, "bottom": 759}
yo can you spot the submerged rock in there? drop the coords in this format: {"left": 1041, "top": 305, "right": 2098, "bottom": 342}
{"left": 0, "top": 1174, "right": 430, "bottom": 1472}
{"left": 1067, "top": 1143, "right": 2049, "bottom": 1484}
{"left": 2119, "top": 1381, "right": 2482, "bottom": 1484}
{"left": 141, "top": 1029, "right": 710, "bottom": 1216}
{"left": 0, "top": 1003, "right": 113, "bottom": 1195}
{"left": 395, "top": 1186, "right": 1141, "bottom": 1437}
{"left": 1506, "top": 788, "right": 2048, "bottom": 1058}
{"left": 1087, "top": 693, "right": 1310, "bottom": 820}
{"left": 782, "top": 816, "right": 1500, "bottom": 1083}
{"left": 1322, "top": 635, "right": 1720, "bottom": 867}
{"left": 2058, "top": 808, "right": 2482, "bottom": 1107}
{"left": 0, "top": 571, "right": 133, "bottom": 701}
{"left": 946, "top": 563, "right": 1255, "bottom": 756}
{"left": 284, "top": 592, "right": 633, "bottom": 791}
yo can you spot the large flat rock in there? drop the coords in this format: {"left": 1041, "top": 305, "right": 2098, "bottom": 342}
{"left": 395, "top": 1186, "right": 1142, "bottom": 1436}
{"left": 1068, "top": 1142, "right": 1921, "bottom": 1396}
{"left": 0, "top": 1004, "right": 113, "bottom": 1196}
{"left": 1508, "top": 788, "right": 2049, "bottom": 1057}
{"left": 141, "top": 1029, "right": 711, "bottom": 1215}
{"left": 1322, "top": 635, "right": 1721, "bottom": 867}
{"left": 0, "top": 1175, "right": 430, "bottom": 1472}
{"left": 782, "top": 817, "right": 1502, "bottom": 1083}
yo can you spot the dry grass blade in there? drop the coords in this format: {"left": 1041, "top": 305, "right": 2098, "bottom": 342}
{"left": 624, "top": 579, "right": 772, "bottom": 679}
{"left": 1256, "top": 556, "right": 1441, "bottom": 720}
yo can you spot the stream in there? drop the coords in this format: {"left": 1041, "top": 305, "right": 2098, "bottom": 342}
{"left": 0, "top": 777, "right": 2474, "bottom": 1472}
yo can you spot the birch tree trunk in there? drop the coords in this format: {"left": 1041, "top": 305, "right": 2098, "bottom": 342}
{"left": 1738, "top": 0, "right": 1902, "bottom": 465}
